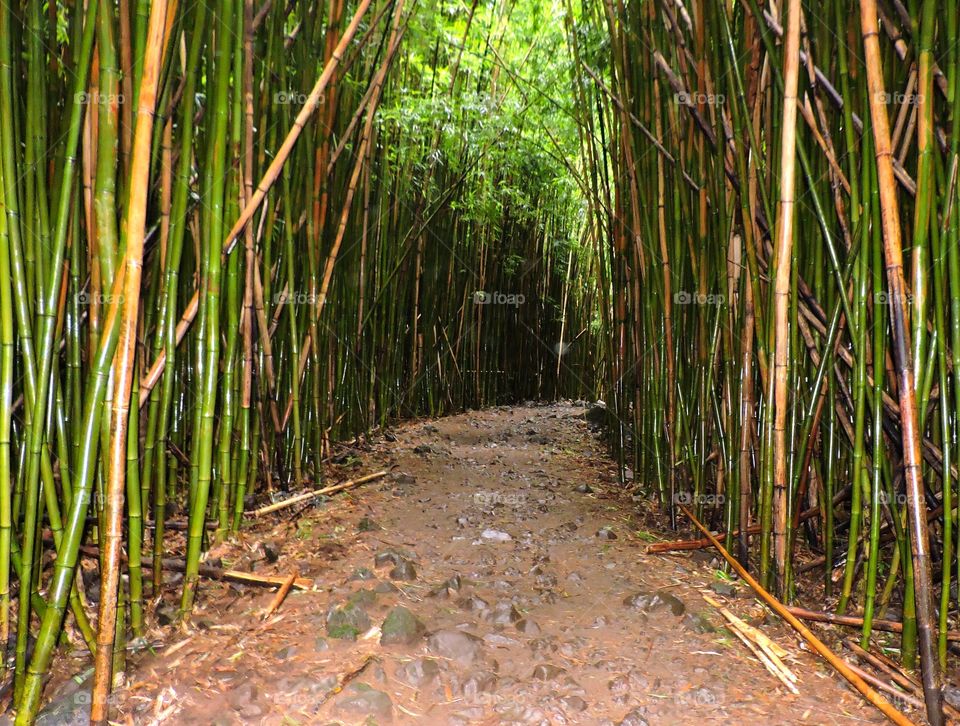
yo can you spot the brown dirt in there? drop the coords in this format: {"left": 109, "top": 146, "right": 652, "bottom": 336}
{"left": 98, "top": 403, "right": 889, "bottom": 724}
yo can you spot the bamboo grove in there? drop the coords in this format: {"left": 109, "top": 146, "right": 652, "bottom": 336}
{"left": 578, "top": 0, "right": 960, "bottom": 721}
{"left": 0, "top": 0, "right": 598, "bottom": 719}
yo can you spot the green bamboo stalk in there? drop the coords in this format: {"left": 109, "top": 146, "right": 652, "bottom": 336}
{"left": 16, "top": 272, "right": 123, "bottom": 723}
{"left": 181, "top": 0, "right": 234, "bottom": 616}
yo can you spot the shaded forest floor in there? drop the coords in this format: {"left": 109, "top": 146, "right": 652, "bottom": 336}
{"left": 39, "top": 403, "right": 887, "bottom": 724}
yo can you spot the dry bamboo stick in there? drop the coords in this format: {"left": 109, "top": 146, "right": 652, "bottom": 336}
{"left": 785, "top": 607, "right": 960, "bottom": 643}
{"left": 76, "top": 545, "right": 315, "bottom": 590}
{"left": 247, "top": 470, "right": 388, "bottom": 517}
{"left": 262, "top": 572, "right": 298, "bottom": 618}
{"left": 854, "top": 644, "right": 960, "bottom": 723}
{"left": 93, "top": 0, "right": 175, "bottom": 717}
{"left": 679, "top": 505, "right": 914, "bottom": 725}
{"left": 703, "top": 594, "right": 798, "bottom": 693}
{"left": 843, "top": 662, "right": 926, "bottom": 712}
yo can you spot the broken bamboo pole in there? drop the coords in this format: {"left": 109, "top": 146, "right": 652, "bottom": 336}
{"left": 679, "top": 505, "right": 914, "bottom": 725}
{"left": 247, "top": 470, "right": 388, "bottom": 517}
{"left": 262, "top": 571, "right": 298, "bottom": 618}
{"left": 786, "top": 606, "right": 960, "bottom": 642}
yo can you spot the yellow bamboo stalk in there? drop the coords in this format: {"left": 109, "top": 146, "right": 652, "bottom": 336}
{"left": 770, "top": 0, "right": 802, "bottom": 597}
{"left": 858, "top": 1, "right": 942, "bottom": 722}
{"left": 91, "top": 0, "right": 175, "bottom": 719}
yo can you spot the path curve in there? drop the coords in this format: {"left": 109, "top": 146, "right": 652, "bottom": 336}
{"left": 102, "top": 403, "right": 884, "bottom": 725}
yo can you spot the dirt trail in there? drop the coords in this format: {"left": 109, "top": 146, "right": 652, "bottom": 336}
{"left": 88, "top": 403, "right": 885, "bottom": 725}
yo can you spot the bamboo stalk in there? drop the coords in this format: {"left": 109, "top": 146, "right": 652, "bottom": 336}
{"left": 91, "top": 0, "right": 173, "bottom": 716}
{"left": 858, "top": 0, "right": 941, "bottom": 720}
{"left": 136, "top": 0, "right": 375, "bottom": 408}
{"left": 767, "top": 0, "right": 802, "bottom": 598}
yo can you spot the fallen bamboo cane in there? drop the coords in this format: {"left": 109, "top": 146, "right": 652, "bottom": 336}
{"left": 842, "top": 662, "right": 927, "bottom": 712}
{"left": 649, "top": 487, "right": 856, "bottom": 553}
{"left": 142, "top": 557, "right": 313, "bottom": 590}
{"left": 247, "top": 470, "right": 388, "bottom": 517}
{"left": 262, "top": 572, "right": 298, "bottom": 618}
{"left": 848, "top": 641, "right": 921, "bottom": 693}
{"left": 786, "top": 606, "right": 960, "bottom": 642}
{"left": 648, "top": 524, "right": 761, "bottom": 552}
{"left": 845, "top": 641, "right": 960, "bottom": 722}
{"left": 678, "top": 505, "right": 915, "bottom": 725}
{"left": 209, "top": 568, "right": 312, "bottom": 590}
{"left": 703, "top": 593, "right": 798, "bottom": 693}
{"left": 77, "top": 545, "right": 314, "bottom": 590}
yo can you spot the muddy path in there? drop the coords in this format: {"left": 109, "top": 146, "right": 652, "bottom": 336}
{"left": 78, "top": 403, "right": 886, "bottom": 725}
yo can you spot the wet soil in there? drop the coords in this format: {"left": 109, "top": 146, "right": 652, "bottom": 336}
{"left": 73, "top": 403, "right": 887, "bottom": 724}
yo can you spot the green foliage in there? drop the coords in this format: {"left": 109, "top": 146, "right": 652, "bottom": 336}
{"left": 376, "top": 0, "right": 586, "bottom": 243}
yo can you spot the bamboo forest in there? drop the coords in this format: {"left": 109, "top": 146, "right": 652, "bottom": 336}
{"left": 0, "top": 0, "right": 959, "bottom": 721}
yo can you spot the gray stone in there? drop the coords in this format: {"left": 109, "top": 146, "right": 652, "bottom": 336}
{"left": 608, "top": 674, "right": 630, "bottom": 695}
{"left": 36, "top": 685, "right": 92, "bottom": 726}
{"left": 374, "top": 548, "right": 415, "bottom": 568}
{"left": 457, "top": 595, "right": 489, "bottom": 612}
{"left": 462, "top": 670, "right": 498, "bottom": 697}
{"left": 348, "top": 589, "right": 378, "bottom": 607}
{"left": 486, "top": 601, "right": 523, "bottom": 625}
{"left": 682, "top": 612, "right": 717, "bottom": 634}
{"left": 349, "top": 567, "right": 376, "bottom": 581}
{"left": 263, "top": 542, "right": 281, "bottom": 562}
{"left": 358, "top": 516, "right": 381, "bottom": 532}
{"left": 561, "top": 695, "right": 588, "bottom": 713}
{"left": 334, "top": 682, "right": 393, "bottom": 720}
{"left": 516, "top": 619, "right": 541, "bottom": 635}
{"left": 532, "top": 663, "right": 567, "bottom": 681}
{"left": 483, "top": 632, "right": 521, "bottom": 647}
{"left": 709, "top": 581, "right": 738, "bottom": 597}
{"left": 326, "top": 601, "right": 371, "bottom": 640}
{"left": 389, "top": 559, "right": 417, "bottom": 581}
{"left": 274, "top": 645, "right": 297, "bottom": 660}
{"left": 380, "top": 606, "right": 426, "bottom": 645}
{"left": 481, "top": 529, "right": 512, "bottom": 542}
{"left": 617, "top": 708, "right": 649, "bottom": 726}
{"left": 427, "top": 629, "right": 484, "bottom": 665}
{"left": 622, "top": 590, "right": 686, "bottom": 616}
{"left": 395, "top": 658, "right": 440, "bottom": 688}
